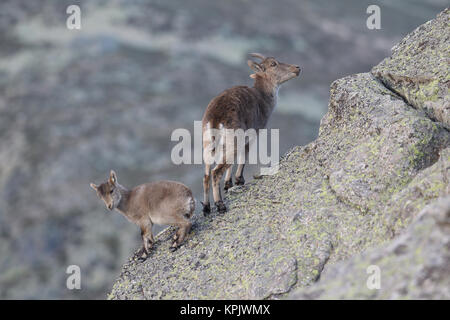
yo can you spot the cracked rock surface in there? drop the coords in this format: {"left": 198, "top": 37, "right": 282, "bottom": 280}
{"left": 372, "top": 9, "right": 450, "bottom": 128}
{"left": 109, "top": 9, "right": 450, "bottom": 300}
{"left": 290, "top": 198, "right": 450, "bottom": 299}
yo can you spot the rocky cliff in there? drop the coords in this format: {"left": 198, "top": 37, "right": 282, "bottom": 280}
{"left": 108, "top": 9, "right": 449, "bottom": 299}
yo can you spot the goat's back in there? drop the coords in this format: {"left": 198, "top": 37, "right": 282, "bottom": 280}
{"left": 129, "top": 181, "right": 194, "bottom": 217}
{"left": 202, "top": 86, "right": 265, "bottom": 131}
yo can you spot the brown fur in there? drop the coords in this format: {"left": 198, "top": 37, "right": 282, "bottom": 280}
{"left": 90, "top": 170, "right": 194, "bottom": 259}
{"left": 201, "top": 54, "right": 300, "bottom": 214}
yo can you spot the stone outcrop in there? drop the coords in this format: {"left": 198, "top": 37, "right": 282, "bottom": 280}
{"left": 108, "top": 9, "right": 449, "bottom": 299}
{"left": 372, "top": 9, "right": 449, "bottom": 127}
{"left": 290, "top": 198, "right": 450, "bottom": 299}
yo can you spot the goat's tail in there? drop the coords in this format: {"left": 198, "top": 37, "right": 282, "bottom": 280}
{"left": 203, "top": 125, "right": 226, "bottom": 164}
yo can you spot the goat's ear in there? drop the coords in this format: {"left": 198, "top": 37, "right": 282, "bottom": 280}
{"left": 90, "top": 183, "right": 98, "bottom": 191}
{"left": 247, "top": 60, "right": 264, "bottom": 73}
{"left": 109, "top": 170, "right": 117, "bottom": 185}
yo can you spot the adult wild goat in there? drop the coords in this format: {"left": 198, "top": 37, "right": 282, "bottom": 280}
{"left": 201, "top": 53, "right": 301, "bottom": 214}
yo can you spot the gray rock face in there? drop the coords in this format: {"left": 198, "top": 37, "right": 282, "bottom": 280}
{"left": 372, "top": 9, "right": 450, "bottom": 128}
{"left": 108, "top": 9, "right": 450, "bottom": 300}
{"left": 290, "top": 198, "right": 450, "bottom": 299}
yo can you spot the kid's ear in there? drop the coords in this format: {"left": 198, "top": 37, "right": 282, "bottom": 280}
{"left": 247, "top": 60, "right": 264, "bottom": 73}
{"left": 109, "top": 170, "right": 117, "bottom": 185}
{"left": 90, "top": 183, "right": 98, "bottom": 191}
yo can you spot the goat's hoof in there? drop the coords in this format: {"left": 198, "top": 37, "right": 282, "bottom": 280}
{"left": 224, "top": 180, "right": 233, "bottom": 192}
{"left": 235, "top": 176, "right": 245, "bottom": 186}
{"left": 201, "top": 202, "right": 211, "bottom": 215}
{"left": 169, "top": 246, "right": 178, "bottom": 253}
{"left": 215, "top": 201, "right": 227, "bottom": 214}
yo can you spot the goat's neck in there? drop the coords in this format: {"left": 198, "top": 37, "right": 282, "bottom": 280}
{"left": 253, "top": 74, "right": 279, "bottom": 113}
{"left": 115, "top": 183, "right": 131, "bottom": 214}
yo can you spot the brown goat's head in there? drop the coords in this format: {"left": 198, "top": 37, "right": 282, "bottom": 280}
{"left": 247, "top": 53, "right": 300, "bottom": 86}
{"left": 90, "top": 170, "right": 122, "bottom": 211}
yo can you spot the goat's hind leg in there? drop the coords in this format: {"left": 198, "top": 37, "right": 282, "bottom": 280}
{"left": 202, "top": 164, "right": 211, "bottom": 215}
{"left": 212, "top": 163, "right": 230, "bottom": 213}
{"left": 170, "top": 220, "right": 192, "bottom": 252}
{"left": 172, "top": 228, "right": 180, "bottom": 241}
{"left": 235, "top": 164, "right": 245, "bottom": 185}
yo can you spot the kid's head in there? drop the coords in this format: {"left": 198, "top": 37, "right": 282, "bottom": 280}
{"left": 90, "top": 170, "right": 122, "bottom": 210}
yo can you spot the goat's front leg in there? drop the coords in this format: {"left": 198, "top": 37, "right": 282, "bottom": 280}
{"left": 170, "top": 220, "right": 192, "bottom": 252}
{"left": 139, "top": 223, "right": 154, "bottom": 261}
{"left": 235, "top": 141, "right": 248, "bottom": 186}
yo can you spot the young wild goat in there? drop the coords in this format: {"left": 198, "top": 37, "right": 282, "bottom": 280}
{"left": 201, "top": 53, "right": 301, "bottom": 214}
{"left": 90, "top": 170, "right": 195, "bottom": 260}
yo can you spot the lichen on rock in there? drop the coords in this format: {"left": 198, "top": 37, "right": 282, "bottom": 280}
{"left": 289, "top": 198, "right": 450, "bottom": 299}
{"left": 371, "top": 8, "right": 450, "bottom": 128}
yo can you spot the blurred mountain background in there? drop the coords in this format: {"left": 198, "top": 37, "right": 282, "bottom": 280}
{"left": 0, "top": 0, "right": 447, "bottom": 299}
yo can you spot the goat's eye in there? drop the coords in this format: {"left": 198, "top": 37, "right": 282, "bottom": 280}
{"left": 110, "top": 190, "right": 113, "bottom": 194}
{"left": 271, "top": 61, "right": 277, "bottom": 67}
